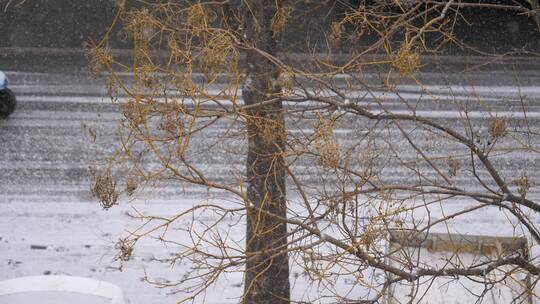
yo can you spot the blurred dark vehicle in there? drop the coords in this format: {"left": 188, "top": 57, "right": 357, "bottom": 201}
{"left": 0, "top": 71, "right": 15, "bottom": 118}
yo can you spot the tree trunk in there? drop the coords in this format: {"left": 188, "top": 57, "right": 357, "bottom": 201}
{"left": 242, "top": 1, "right": 290, "bottom": 303}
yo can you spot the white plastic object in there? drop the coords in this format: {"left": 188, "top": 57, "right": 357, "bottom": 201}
{"left": 0, "top": 275, "right": 127, "bottom": 304}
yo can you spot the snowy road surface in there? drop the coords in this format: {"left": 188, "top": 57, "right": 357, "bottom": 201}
{"left": 1, "top": 68, "right": 540, "bottom": 303}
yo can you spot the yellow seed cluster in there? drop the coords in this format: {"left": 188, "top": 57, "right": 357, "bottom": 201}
{"left": 489, "top": 117, "right": 507, "bottom": 139}
{"left": 391, "top": 42, "right": 421, "bottom": 78}
{"left": 314, "top": 115, "right": 340, "bottom": 169}
{"left": 90, "top": 167, "right": 119, "bottom": 210}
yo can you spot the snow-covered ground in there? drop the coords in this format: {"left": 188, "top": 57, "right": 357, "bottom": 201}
{"left": 1, "top": 68, "right": 540, "bottom": 303}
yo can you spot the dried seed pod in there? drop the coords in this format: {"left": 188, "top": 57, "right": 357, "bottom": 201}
{"left": 84, "top": 44, "right": 113, "bottom": 76}
{"left": 513, "top": 173, "right": 530, "bottom": 200}
{"left": 328, "top": 22, "right": 343, "bottom": 48}
{"left": 125, "top": 176, "right": 138, "bottom": 197}
{"left": 488, "top": 117, "right": 507, "bottom": 139}
{"left": 271, "top": 6, "right": 293, "bottom": 37}
{"left": 391, "top": 42, "right": 421, "bottom": 78}
{"left": 90, "top": 167, "right": 119, "bottom": 210}
{"left": 115, "top": 238, "right": 134, "bottom": 261}
{"left": 313, "top": 115, "right": 340, "bottom": 169}
{"left": 446, "top": 155, "right": 460, "bottom": 177}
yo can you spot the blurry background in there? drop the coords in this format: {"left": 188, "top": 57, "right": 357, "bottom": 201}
{"left": 0, "top": 0, "right": 539, "bottom": 53}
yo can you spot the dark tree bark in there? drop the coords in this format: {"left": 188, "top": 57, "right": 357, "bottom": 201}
{"left": 242, "top": 1, "right": 290, "bottom": 303}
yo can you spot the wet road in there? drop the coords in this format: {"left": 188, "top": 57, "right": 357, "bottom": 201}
{"left": 2, "top": 69, "right": 540, "bottom": 202}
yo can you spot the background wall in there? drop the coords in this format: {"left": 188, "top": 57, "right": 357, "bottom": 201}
{"left": 0, "top": 0, "right": 539, "bottom": 53}
{"left": 0, "top": 0, "right": 120, "bottom": 48}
